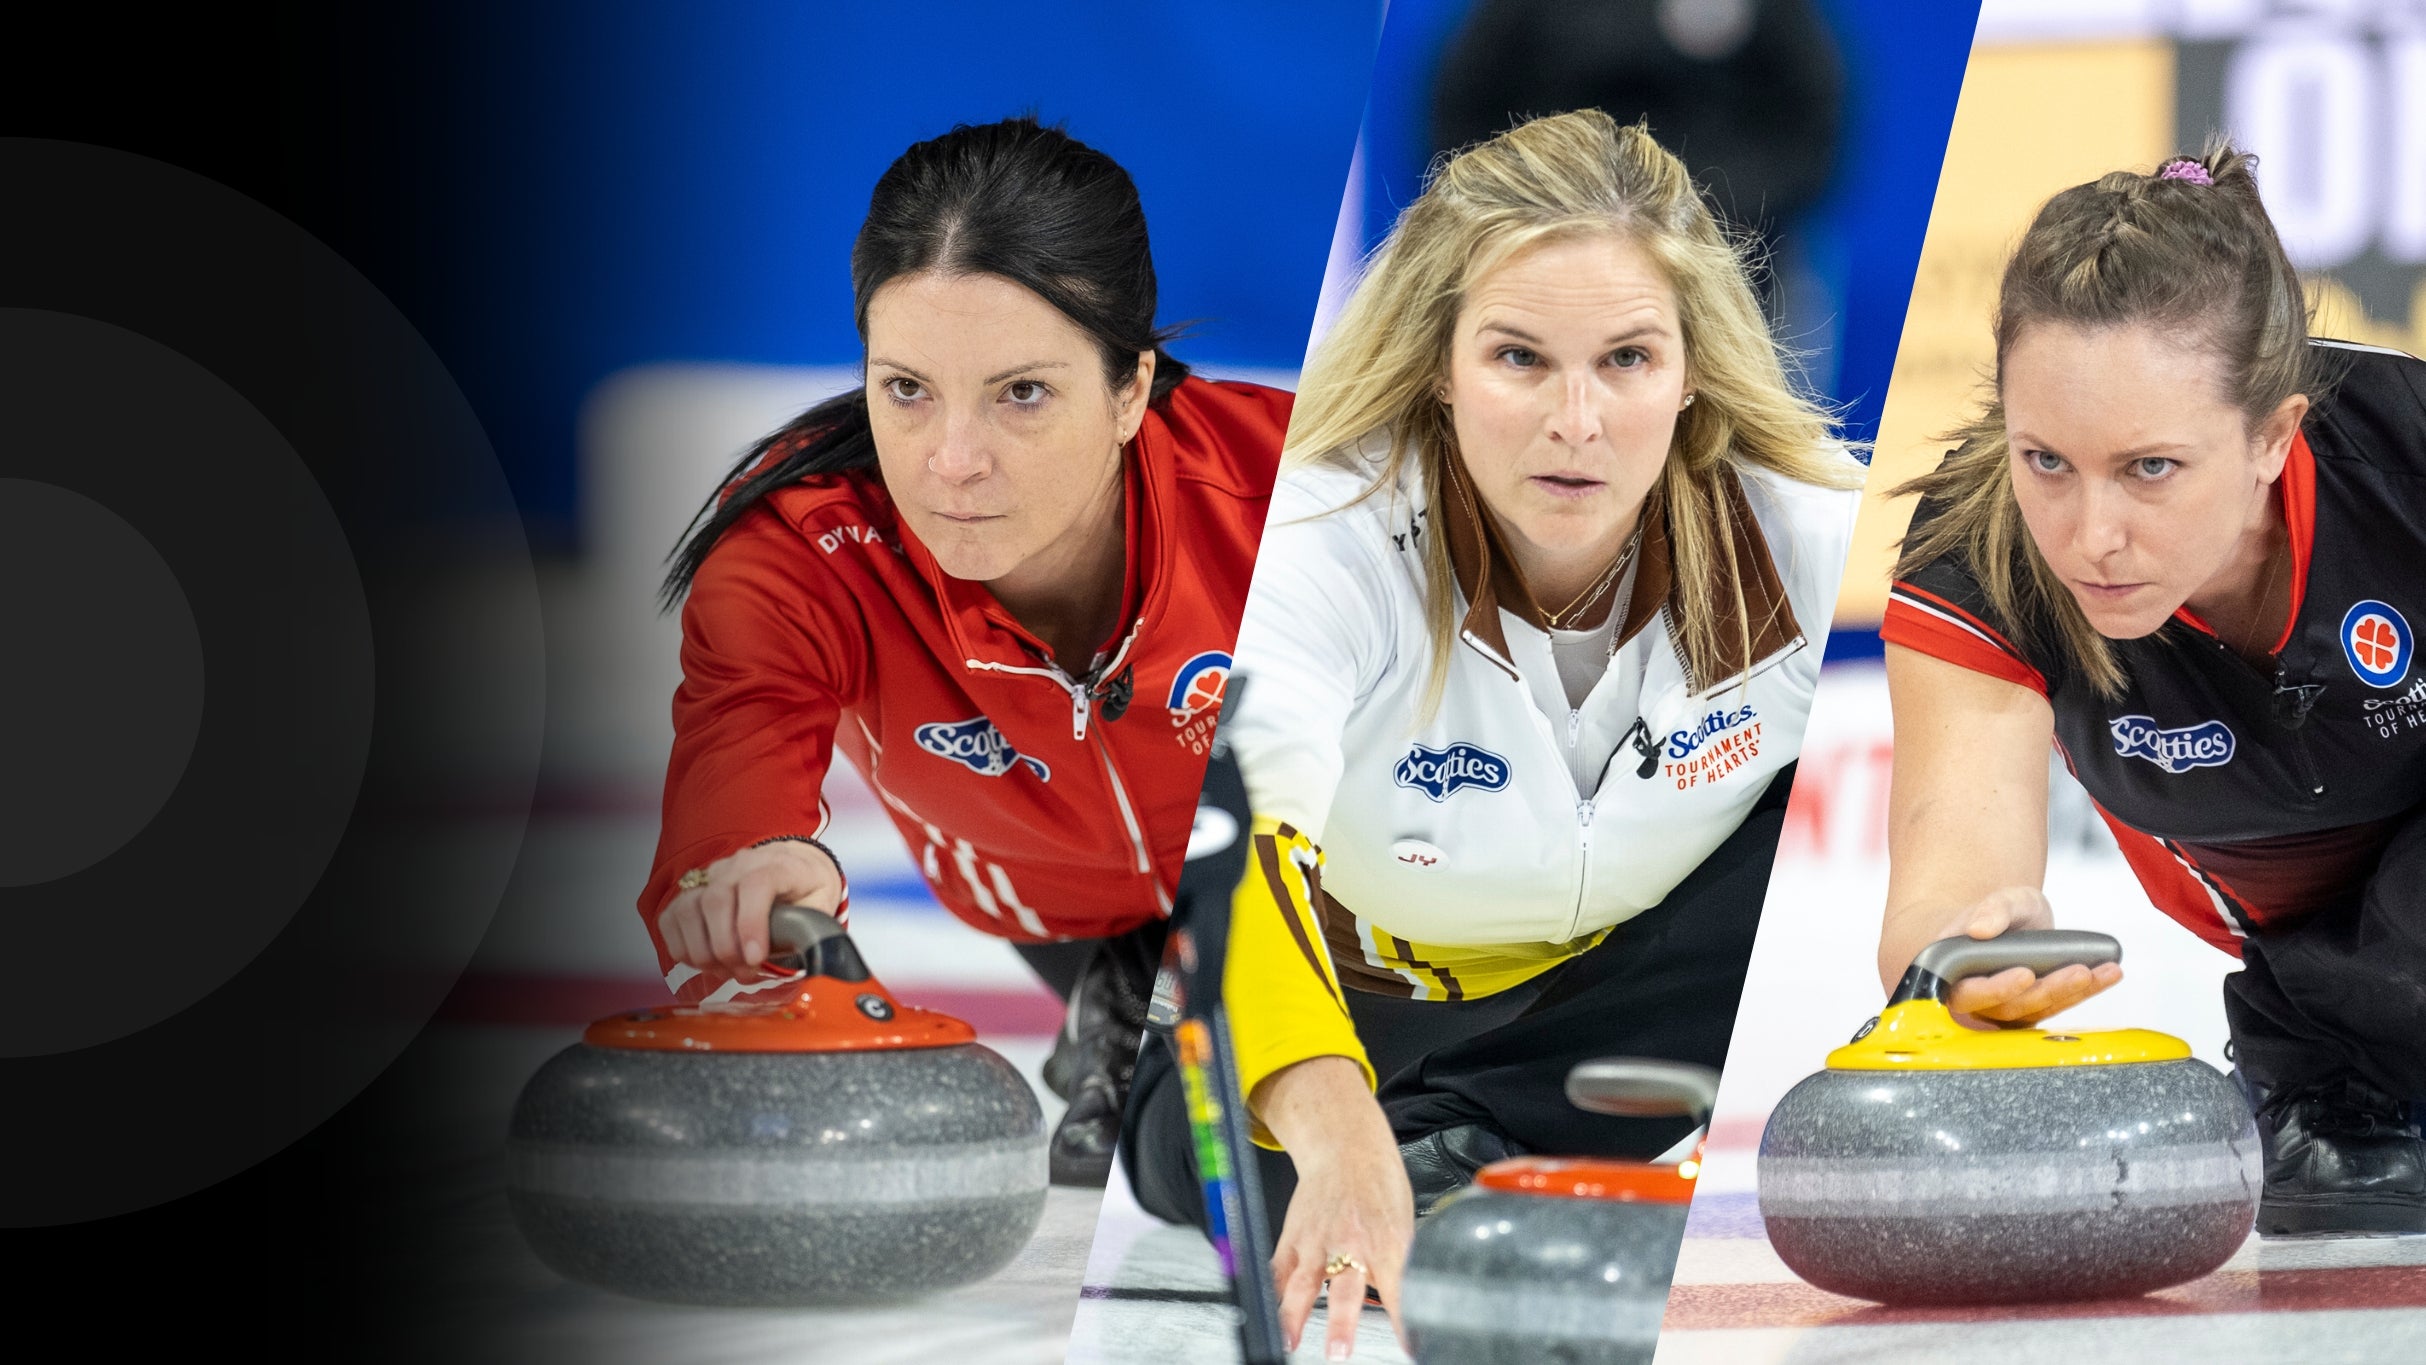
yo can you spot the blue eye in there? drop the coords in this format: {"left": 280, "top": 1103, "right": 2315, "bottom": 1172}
{"left": 2131, "top": 457, "right": 2177, "bottom": 479}
{"left": 1609, "top": 346, "right": 1650, "bottom": 368}
{"left": 2024, "top": 449, "right": 2065, "bottom": 474}
{"left": 1495, "top": 346, "right": 1540, "bottom": 368}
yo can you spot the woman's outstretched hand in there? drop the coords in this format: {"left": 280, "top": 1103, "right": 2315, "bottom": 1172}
{"left": 1253, "top": 1055, "right": 1414, "bottom": 1360}
{"left": 1935, "top": 886, "right": 2123, "bottom": 1027}
{"left": 655, "top": 840, "right": 843, "bottom": 983}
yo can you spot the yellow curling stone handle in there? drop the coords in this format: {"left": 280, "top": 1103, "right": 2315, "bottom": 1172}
{"left": 1826, "top": 998, "right": 2190, "bottom": 1070}
{"left": 1830, "top": 928, "right": 2189, "bottom": 1070}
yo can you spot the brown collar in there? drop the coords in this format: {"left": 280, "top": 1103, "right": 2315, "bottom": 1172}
{"left": 1437, "top": 447, "right": 1800, "bottom": 688}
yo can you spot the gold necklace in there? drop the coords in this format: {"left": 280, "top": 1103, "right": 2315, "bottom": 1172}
{"left": 1542, "top": 525, "right": 1644, "bottom": 631}
{"left": 2237, "top": 538, "right": 2287, "bottom": 660}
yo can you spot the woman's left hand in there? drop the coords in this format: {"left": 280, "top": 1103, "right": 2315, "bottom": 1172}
{"left": 1253, "top": 1055, "right": 1413, "bottom": 1360}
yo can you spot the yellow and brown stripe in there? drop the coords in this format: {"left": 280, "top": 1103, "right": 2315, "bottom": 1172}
{"left": 1255, "top": 821, "right": 1346, "bottom": 1015}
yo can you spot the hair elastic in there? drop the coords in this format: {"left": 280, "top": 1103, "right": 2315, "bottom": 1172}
{"left": 2158, "top": 159, "right": 2214, "bottom": 186}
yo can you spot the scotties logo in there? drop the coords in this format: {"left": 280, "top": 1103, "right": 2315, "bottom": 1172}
{"left": 914, "top": 717, "right": 1050, "bottom": 781}
{"left": 1166, "top": 650, "right": 1231, "bottom": 723}
{"left": 1394, "top": 742, "right": 1511, "bottom": 802}
{"left": 1666, "top": 705, "right": 1758, "bottom": 759}
{"left": 2341, "top": 599, "right": 2413, "bottom": 689}
{"left": 2108, "top": 715, "right": 2235, "bottom": 774}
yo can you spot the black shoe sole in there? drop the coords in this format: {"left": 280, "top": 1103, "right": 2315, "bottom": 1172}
{"left": 1049, "top": 1145, "right": 1113, "bottom": 1188}
{"left": 2258, "top": 1196, "right": 2426, "bottom": 1238}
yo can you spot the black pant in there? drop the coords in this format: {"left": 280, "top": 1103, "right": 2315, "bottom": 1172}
{"left": 2224, "top": 800, "right": 2426, "bottom": 1101}
{"left": 1012, "top": 938, "right": 1098, "bottom": 1004}
{"left": 1125, "top": 763, "right": 1794, "bottom": 1232}
{"left": 1011, "top": 920, "right": 1167, "bottom": 1006}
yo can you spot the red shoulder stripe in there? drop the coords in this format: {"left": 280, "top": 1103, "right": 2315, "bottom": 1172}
{"left": 2274, "top": 429, "right": 2316, "bottom": 656}
{"left": 1883, "top": 583, "right": 2048, "bottom": 696}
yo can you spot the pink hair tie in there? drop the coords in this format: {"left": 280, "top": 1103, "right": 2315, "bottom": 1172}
{"left": 2159, "top": 159, "right": 2214, "bottom": 186}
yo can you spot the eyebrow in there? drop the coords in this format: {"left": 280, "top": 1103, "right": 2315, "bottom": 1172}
{"left": 1476, "top": 321, "right": 1673, "bottom": 347}
{"left": 865, "top": 357, "right": 1071, "bottom": 386}
{"left": 2012, "top": 434, "right": 2195, "bottom": 461}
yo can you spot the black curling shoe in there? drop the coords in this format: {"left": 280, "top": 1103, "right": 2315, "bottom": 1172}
{"left": 2254, "top": 1076, "right": 2426, "bottom": 1237}
{"left": 1042, "top": 1020, "right": 1078, "bottom": 1102}
{"left": 1400, "top": 1123, "right": 1526, "bottom": 1219}
{"left": 1047, "top": 938, "right": 1155, "bottom": 1188}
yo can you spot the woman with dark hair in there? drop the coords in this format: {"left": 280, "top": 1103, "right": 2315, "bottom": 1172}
{"left": 1882, "top": 144, "right": 2426, "bottom": 1237}
{"left": 638, "top": 116, "right": 1289, "bottom": 1185}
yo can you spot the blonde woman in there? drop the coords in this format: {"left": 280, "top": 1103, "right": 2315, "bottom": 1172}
{"left": 1880, "top": 146, "right": 2426, "bottom": 1238}
{"left": 1120, "top": 109, "right": 1864, "bottom": 1354}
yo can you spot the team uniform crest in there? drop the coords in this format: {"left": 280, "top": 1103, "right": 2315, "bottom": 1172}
{"left": 2340, "top": 599, "right": 2413, "bottom": 689}
{"left": 1165, "top": 650, "right": 1232, "bottom": 722}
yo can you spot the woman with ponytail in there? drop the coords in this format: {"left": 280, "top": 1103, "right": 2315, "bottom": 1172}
{"left": 638, "top": 117, "right": 1290, "bottom": 1186}
{"left": 1880, "top": 144, "right": 2426, "bottom": 1237}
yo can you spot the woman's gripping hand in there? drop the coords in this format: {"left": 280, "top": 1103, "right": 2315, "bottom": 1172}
{"left": 655, "top": 840, "right": 844, "bottom": 984}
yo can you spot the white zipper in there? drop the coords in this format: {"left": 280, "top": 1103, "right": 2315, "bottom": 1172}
{"left": 1093, "top": 730, "right": 1167, "bottom": 906}
{"left": 963, "top": 616, "right": 1146, "bottom": 742}
{"left": 961, "top": 619, "right": 1163, "bottom": 904}
{"left": 1568, "top": 798, "right": 1596, "bottom": 940}
{"left": 963, "top": 656, "right": 1086, "bottom": 735}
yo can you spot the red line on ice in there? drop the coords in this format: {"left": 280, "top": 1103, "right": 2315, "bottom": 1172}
{"left": 1663, "top": 1264, "right": 2426, "bottom": 1330}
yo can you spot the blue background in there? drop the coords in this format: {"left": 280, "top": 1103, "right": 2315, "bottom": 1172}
{"left": 432, "top": 0, "right": 1979, "bottom": 569}
{"left": 431, "top": 1, "right": 1385, "bottom": 548}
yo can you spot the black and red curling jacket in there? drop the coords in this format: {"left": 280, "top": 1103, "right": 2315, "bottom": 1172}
{"left": 1883, "top": 340, "right": 2426, "bottom": 955}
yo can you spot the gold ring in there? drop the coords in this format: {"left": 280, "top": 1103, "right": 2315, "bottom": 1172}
{"left": 678, "top": 868, "right": 711, "bottom": 891}
{"left": 1322, "top": 1252, "right": 1364, "bottom": 1279}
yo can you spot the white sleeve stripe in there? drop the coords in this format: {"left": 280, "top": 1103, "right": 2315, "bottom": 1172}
{"left": 2310, "top": 338, "right": 2421, "bottom": 361}
{"left": 1889, "top": 589, "right": 2020, "bottom": 658}
{"left": 2161, "top": 840, "right": 2254, "bottom": 939}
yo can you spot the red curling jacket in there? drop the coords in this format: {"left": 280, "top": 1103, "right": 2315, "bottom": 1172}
{"left": 640, "top": 377, "right": 1287, "bottom": 1002}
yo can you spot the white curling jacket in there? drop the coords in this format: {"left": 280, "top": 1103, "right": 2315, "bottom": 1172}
{"left": 1225, "top": 433, "right": 1862, "bottom": 1001}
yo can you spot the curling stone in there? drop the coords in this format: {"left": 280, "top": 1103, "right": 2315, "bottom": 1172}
{"left": 505, "top": 906, "right": 1047, "bottom": 1306}
{"left": 1757, "top": 929, "right": 2259, "bottom": 1306}
{"left": 1402, "top": 1059, "right": 1718, "bottom": 1365}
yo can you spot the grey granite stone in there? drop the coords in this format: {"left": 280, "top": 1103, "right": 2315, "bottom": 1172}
{"left": 506, "top": 1042, "right": 1047, "bottom": 1305}
{"left": 1757, "top": 1057, "right": 2258, "bottom": 1304}
{"left": 1400, "top": 1187, "right": 1687, "bottom": 1364}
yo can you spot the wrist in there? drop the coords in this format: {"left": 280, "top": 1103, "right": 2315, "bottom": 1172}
{"left": 1256, "top": 1055, "right": 1392, "bottom": 1171}
{"left": 752, "top": 834, "right": 844, "bottom": 885}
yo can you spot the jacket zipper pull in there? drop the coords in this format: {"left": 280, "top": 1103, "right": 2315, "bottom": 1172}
{"left": 1071, "top": 682, "right": 1091, "bottom": 743}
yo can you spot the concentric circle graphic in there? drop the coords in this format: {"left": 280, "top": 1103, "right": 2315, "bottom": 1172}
{"left": 0, "top": 477, "right": 206, "bottom": 892}
{"left": 0, "top": 139, "right": 545, "bottom": 1225}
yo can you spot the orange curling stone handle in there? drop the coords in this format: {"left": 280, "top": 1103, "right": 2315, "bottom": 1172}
{"left": 585, "top": 905, "right": 979, "bottom": 1053}
{"left": 1475, "top": 1154, "right": 1701, "bottom": 1205}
